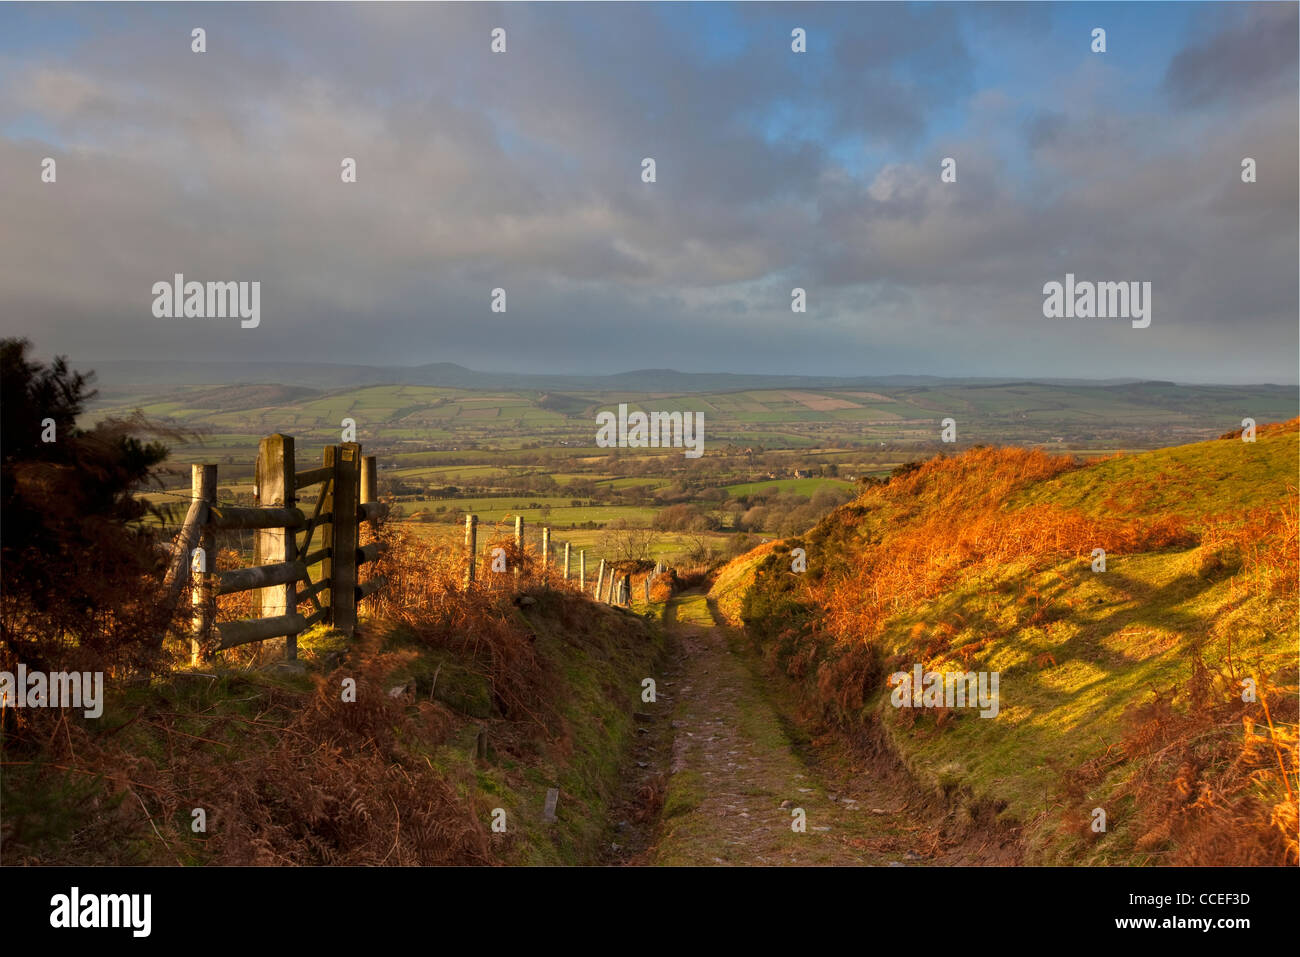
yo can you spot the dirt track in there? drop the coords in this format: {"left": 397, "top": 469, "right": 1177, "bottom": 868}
{"left": 647, "top": 590, "right": 921, "bottom": 865}
{"left": 599, "top": 588, "right": 1020, "bottom": 866}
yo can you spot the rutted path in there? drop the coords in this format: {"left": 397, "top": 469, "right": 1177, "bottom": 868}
{"left": 647, "top": 589, "right": 912, "bottom": 866}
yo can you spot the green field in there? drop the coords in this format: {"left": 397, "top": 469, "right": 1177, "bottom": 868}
{"left": 405, "top": 498, "right": 658, "bottom": 527}
{"left": 116, "top": 378, "right": 1295, "bottom": 571}
{"left": 400, "top": 520, "right": 734, "bottom": 570}
{"left": 92, "top": 380, "right": 1297, "bottom": 459}
{"left": 723, "top": 477, "right": 856, "bottom": 497}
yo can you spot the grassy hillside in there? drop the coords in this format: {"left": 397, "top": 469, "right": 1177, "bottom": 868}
{"left": 1, "top": 532, "right": 665, "bottom": 866}
{"left": 720, "top": 420, "right": 1298, "bottom": 865}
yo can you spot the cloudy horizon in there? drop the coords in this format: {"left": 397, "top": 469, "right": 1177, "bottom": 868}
{"left": 2, "top": 2, "right": 1297, "bottom": 385}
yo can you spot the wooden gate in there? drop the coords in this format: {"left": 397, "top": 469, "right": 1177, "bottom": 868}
{"left": 162, "top": 434, "right": 387, "bottom": 663}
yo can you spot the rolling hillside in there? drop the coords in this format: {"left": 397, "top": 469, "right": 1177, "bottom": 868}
{"left": 87, "top": 379, "right": 1299, "bottom": 457}
{"left": 714, "top": 419, "right": 1299, "bottom": 865}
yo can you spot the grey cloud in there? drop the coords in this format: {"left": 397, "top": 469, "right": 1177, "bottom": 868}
{"left": 0, "top": 3, "right": 1295, "bottom": 383}
{"left": 1164, "top": 3, "right": 1298, "bottom": 108}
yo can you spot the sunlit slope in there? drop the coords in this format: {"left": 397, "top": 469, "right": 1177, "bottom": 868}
{"left": 723, "top": 421, "right": 1298, "bottom": 865}
{"left": 1007, "top": 418, "right": 1297, "bottom": 519}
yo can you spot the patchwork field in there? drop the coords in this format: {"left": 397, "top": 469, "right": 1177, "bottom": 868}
{"left": 108, "top": 376, "right": 1294, "bottom": 573}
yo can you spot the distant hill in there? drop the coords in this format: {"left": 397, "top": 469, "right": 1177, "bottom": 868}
{"left": 161, "top": 383, "right": 321, "bottom": 412}
{"left": 88, "top": 358, "right": 1171, "bottom": 394}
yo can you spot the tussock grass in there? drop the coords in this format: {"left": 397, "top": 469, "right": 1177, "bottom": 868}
{"left": 2, "top": 520, "right": 665, "bottom": 865}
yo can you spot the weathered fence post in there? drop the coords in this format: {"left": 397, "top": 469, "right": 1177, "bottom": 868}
{"left": 541, "top": 527, "right": 551, "bottom": 575}
{"left": 357, "top": 454, "right": 381, "bottom": 610}
{"left": 563, "top": 542, "right": 571, "bottom": 582}
{"left": 644, "top": 574, "right": 651, "bottom": 602}
{"left": 514, "top": 515, "right": 524, "bottom": 581}
{"left": 595, "top": 559, "right": 605, "bottom": 600}
{"left": 190, "top": 463, "right": 217, "bottom": 664}
{"left": 320, "top": 448, "right": 335, "bottom": 622}
{"left": 255, "top": 434, "right": 297, "bottom": 660}
{"left": 360, "top": 455, "right": 377, "bottom": 512}
{"left": 464, "top": 514, "right": 478, "bottom": 586}
{"left": 324, "top": 443, "right": 362, "bottom": 634}
{"left": 579, "top": 550, "right": 586, "bottom": 592}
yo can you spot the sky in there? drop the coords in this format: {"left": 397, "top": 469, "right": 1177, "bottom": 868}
{"left": 0, "top": 1, "right": 1296, "bottom": 384}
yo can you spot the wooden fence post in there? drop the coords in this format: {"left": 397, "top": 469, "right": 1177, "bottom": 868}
{"left": 464, "top": 514, "right": 478, "bottom": 586}
{"left": 563, "top": 542, "right": 571, "bottom": 581}
{"left": 358, "top": 454, "right": 379, "bottom": 612}
{"left": 579, "top": 550, "right": 586, "bottom": 592}
{"left": 541, "top": 527, "right": 551, "bottom": 573}
{"left": 595, "top": 559, "right": 605, "bottom": 600}
{"left": 360, "top": 455, "right": 377, "bottom": 510}
{"left": 514, "top": 515, "right": 524, "bottom": 580}
{"left": 255, "top": 434, "right": 297, "bottom": 660}
{"left": 190, "top": 464, "right": 217, "bottom": 664}
{"left": 320, "top": 447, "right": 336, "bottom": 625}
{"left": 325, "top": 443, "right": 362, "bottom": 635}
